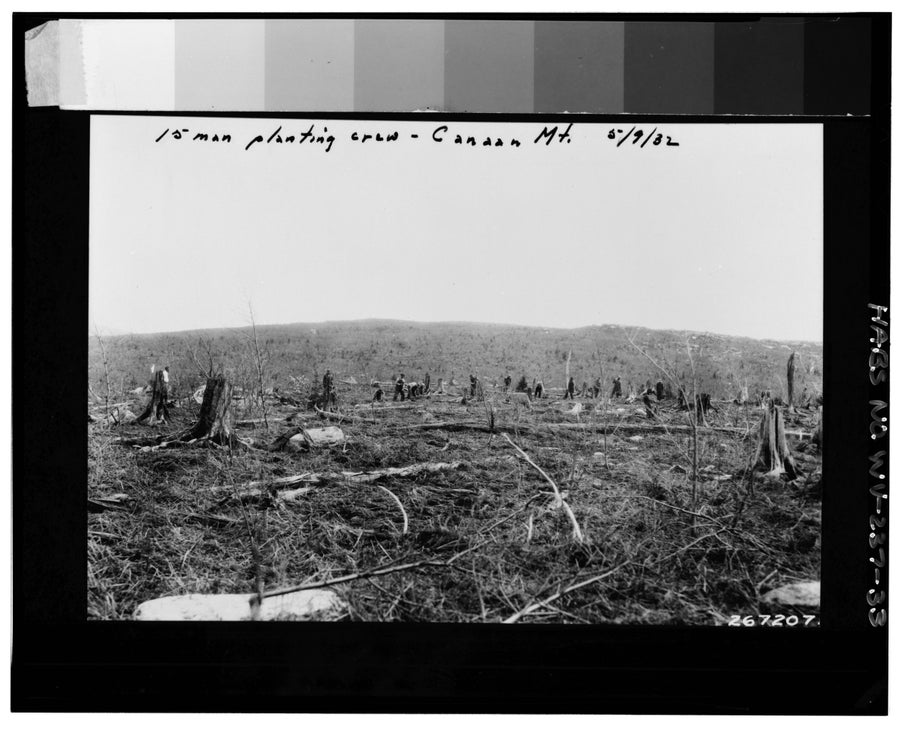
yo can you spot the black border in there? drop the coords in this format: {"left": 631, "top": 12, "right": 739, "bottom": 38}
{"left": 11, "top": 13, "right": 890, "bottom": 713}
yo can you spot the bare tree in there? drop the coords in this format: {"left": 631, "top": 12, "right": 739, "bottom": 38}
{"left": 247, "top": 303, "right": 270, "bottom": 430}
{"left": 92, "top": 323, "right": 112, "bottom": 425}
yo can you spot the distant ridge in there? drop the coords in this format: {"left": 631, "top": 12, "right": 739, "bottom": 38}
{"left": 92, "top": 318, "right": 822, "bottom": 347}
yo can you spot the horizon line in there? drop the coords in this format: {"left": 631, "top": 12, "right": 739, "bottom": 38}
{"left": 90, "top": 317, "right": 824, "bottom": 346}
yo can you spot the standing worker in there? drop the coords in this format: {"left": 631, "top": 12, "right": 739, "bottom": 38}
{"left": 642, "top": 385, "right": 658, "bottom": 420}
{"left": 394, "top": 373, "right": 406, "bottom": 401}
{"left": 611, "top": 376, "right": 622, "bottom": 399}
{"left": 469, "top": 374, "right": 478, "bottom": 398}
{"left": 322, "top": 370, "right": 335, "bottom": 410}
{"left": 565, "top": 376, "right": 576, "bottom": 400}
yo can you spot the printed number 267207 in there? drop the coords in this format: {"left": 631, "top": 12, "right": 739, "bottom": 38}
{"left": 728, "top": 614, "right": 818, "bottom": 627}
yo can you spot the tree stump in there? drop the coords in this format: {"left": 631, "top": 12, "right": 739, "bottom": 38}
{"left": 753, "top": 402, "right": 799, "bottom": 480}
{"left": 136, "top": 370, "right": 169, "bottom": 425}
{"left": 813, "top": 406, "right": 823, "bottom": 449}
{"left": 787, "top": 352, "right": 797, "bottom": 412}
{"left": 179, "top": 375, "right": 236, "bottom": 447}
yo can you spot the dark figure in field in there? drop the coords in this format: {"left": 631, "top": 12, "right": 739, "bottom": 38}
{"left": 324, "top": 387, "right": 338, "bottom": 411}
{"left": 321, "top": 370, "right": 337, "bottom": 411}
{"left": 504, "top": 374, "right": 512, "bottom": 393}
{"left": 679, "top": 390, "right": 714, "bottom": 423}
{"left": 655, "top": 380, "right": 665, "bottom": 401}
{"left": 642, "top": 387, "right": 658, "bottom": 420}
{"left": 423, "top": 373, "right": 431, "bottom": 394}
{"left": 695, "top": 393, "right": 714, "bottom": 425}
{"left": 408, "top": 382, "right": 423, "bottom": 399}
{"left": 565, "top": 376, "right": 576, "bottom": 400}
{"left": 515, "top": 375, "right": 529, "bottom": 393}
{"left": 590, "top": 377, "right": 602, "bottom": 399}
{"left": 534, "top": 380, "right": 544, "bottom": 399}
{"left": 394, "top": 374, "right": 406, "bottom": 401}
{"left": 469, "top": 374, "right": 478, "bottom": 398}
{"left": 610, "top": 376, "right": 622, "bottom": 399}
{"left": 373, "top": 387, "right": 384, "bottom": 402}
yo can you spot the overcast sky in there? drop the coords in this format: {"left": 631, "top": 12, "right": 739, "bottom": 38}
{"left": 90, "top": 117, "right": 822, "bottom": 341}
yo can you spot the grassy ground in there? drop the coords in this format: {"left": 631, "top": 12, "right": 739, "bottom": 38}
{"left": 88, "top": 383, "right": 821, "bottom": 624}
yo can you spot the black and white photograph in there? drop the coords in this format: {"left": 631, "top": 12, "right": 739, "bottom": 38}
{"left": 87, "top": 118, "right": 825, "bottom": 624}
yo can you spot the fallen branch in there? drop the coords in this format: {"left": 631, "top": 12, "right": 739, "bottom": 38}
{"left": 257, "top": 496, "right": 540, "bottom": 604}
{"left": 501, "top": 432, "right": 584, "bottom": 544}
{"left": 377, "top": 485, "right": 409, "bottom": 535}
{"left": 259, "top": 557, "right": 449, "bottom": 600}
{"left": 87, "top": 498, "right": 129, "bottom": 513}
{"left": 503, "top": 561, "right": 631, "bottom": 624}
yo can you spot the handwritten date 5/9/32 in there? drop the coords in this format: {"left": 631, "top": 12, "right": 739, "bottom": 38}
{"left": 728, "top": 614, "right": 818, "bottom": 627}
{"left": 608, "top": 127, "right": 679, "bottom": 149}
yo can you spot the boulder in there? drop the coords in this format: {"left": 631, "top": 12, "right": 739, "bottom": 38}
{"left": 134, "top": 588, "right": 345, "bottom": 621}
{"left": 286, "top": 426, "right": 345, "bottom": 452}
{"left": 761, "top": 581, "right": 820, "bottom": 608}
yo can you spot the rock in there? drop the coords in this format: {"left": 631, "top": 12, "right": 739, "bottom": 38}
{"left": 100, "top": 406, "right": 137, "bottom": 426}
{"left": 628, "top": 435, "right": 644, "bottom": 443}
{"left": 761, "top": 581, "right": 820, "bottom": 608}
{"left": 286, "top": 426, "right": 345, "bottom": 451}
{"left": 134, "top": 588, "right": 345, "bottom": 621}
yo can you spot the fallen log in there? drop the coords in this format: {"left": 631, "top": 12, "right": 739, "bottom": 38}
{"left": 389, "top": 420, "right": 812, "bottom": 440}
{"left": 314, "top": 406, "right": 375, "bottom": 424}
{"left": 234, "top": 416, "right": 285, "bottom": 428}
{"left": 205, "top": 460, "right": 464, "bottom": 500}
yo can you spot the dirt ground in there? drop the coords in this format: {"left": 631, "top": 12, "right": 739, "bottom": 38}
{"left": 88, "top": 384, "right": 822, "bottom": 624}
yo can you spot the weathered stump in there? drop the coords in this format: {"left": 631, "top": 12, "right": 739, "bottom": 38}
{"left": 787, "top": 352, "right": 797, "bottom": 412}
{"left": 813, "top": 406, "right": 823, "bottom": 449}
{"left": 136, "top": 370, "right": 169, "bottom": 425}
{"left": 181, "top": 375, "right": 236, "bottom": 447}
{"left": 753, "top": 402, "right": 800, "bottom": 480}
